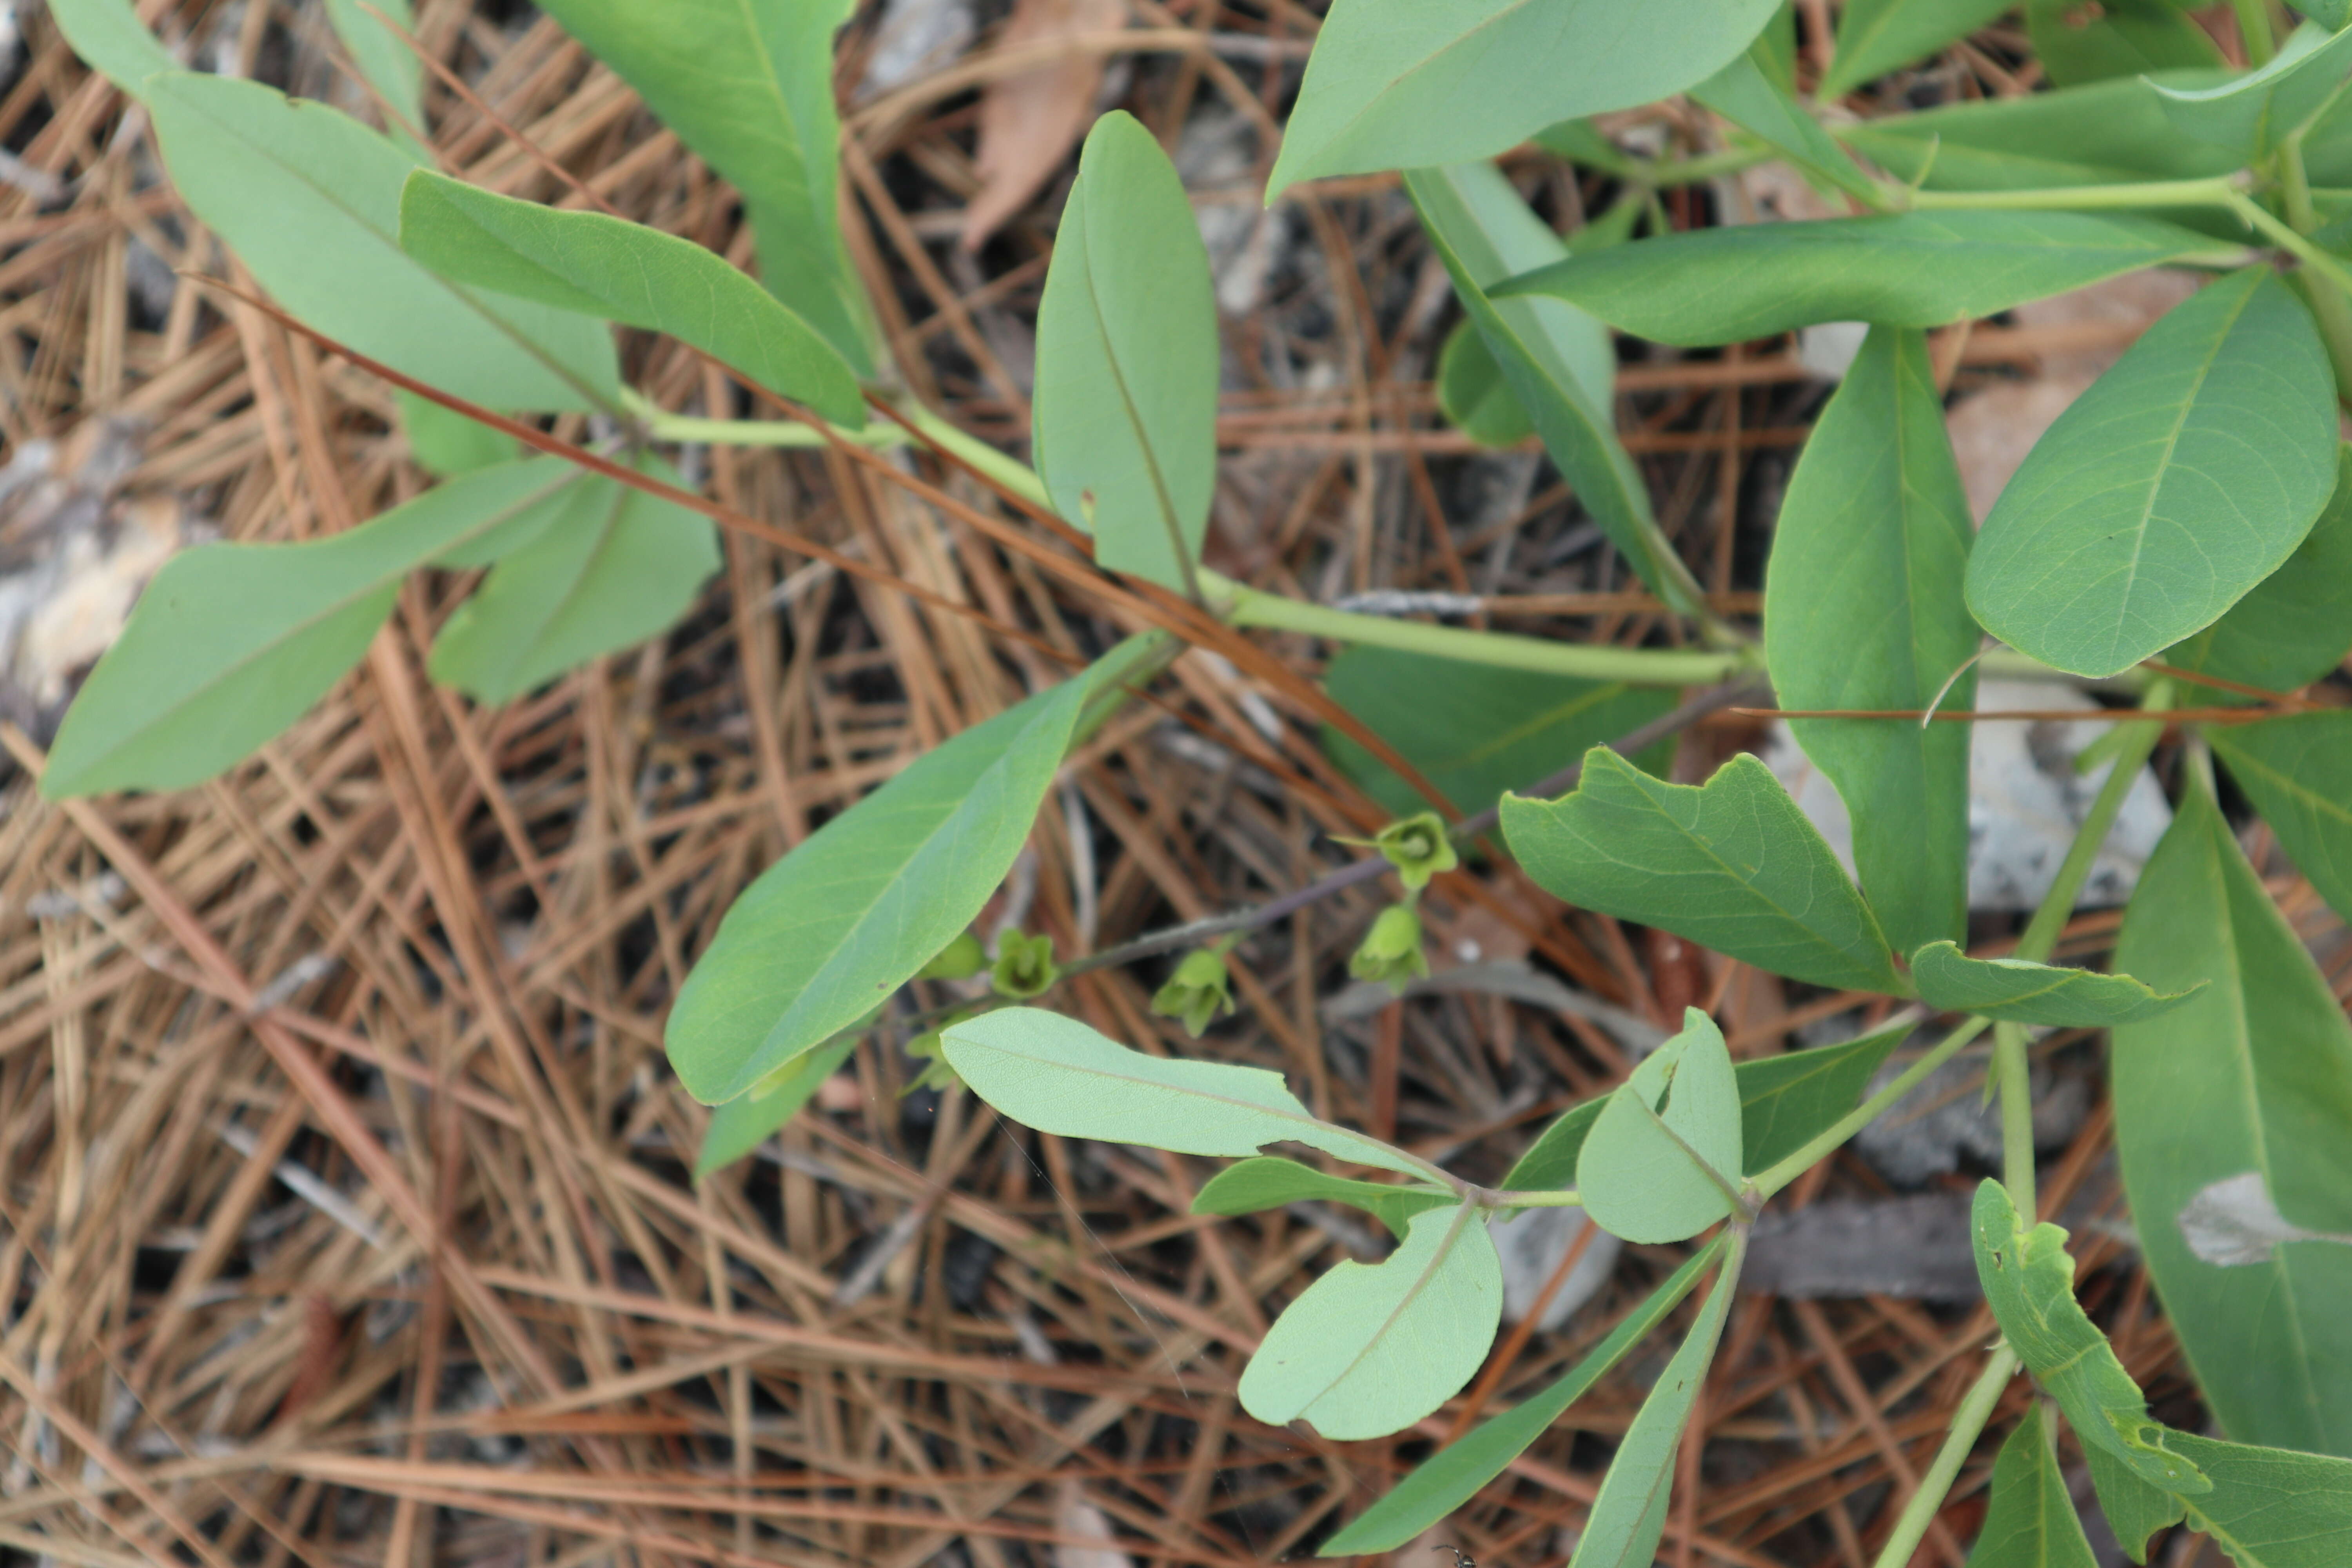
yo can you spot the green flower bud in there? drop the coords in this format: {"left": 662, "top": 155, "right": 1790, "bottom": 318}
{"left": 991, "top": 930, "right": 1058, "bottom": 999}
{"left": 1151, "top": 947, "right": 1236, "bottom": 1038}
{"left": 916, "top": 930, "right": 988, "bottom": 982}
{"left": 902, "top": 1026, "right": 962, "bottom": 1094}
{"left": 1350, "top": 903, "right": 1428, "bottom": 993}
{"left": 1374, "top": 812, "right": 1458, "bottom": 890}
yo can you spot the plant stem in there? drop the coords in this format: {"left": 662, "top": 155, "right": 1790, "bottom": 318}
{"left": 2012, "top": 681, "right": 2173, "bottom": 966}
{"left": 1995, "top": 1020, "right": 2037, "bottom": 1207}
{"left": 644, "top": 408, "right": 904, "bottom": 450}
{"left": 1867, "top": 1345, "right": 2020, "bottom": 1568}
{"left": 894, "top": 401, "right": 1055, "bottom": 510}
{"left": 1907, "top": 175, "right": 2244, "bottom": 212}
{"left": 1209, "top": 574, "right": 1757, "bottom": 687}
{"left": 1751, "top": 1014, "right": 1986, "bottom": 1198}
{"left": 2234, "top": 0, "right": 2278, "bottom": 67}
{"left": 1489, "top": 1189, "right": 1585, "bottom": 1209}
{"left": 2275, "top": 132, "right": 2352, "bottom": 399}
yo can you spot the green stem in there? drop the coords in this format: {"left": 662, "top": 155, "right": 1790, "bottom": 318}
{"left": 1752, "top": 1014, "right": 1988, "bottom": 1198}
{"left": 895, "top": 402, "right": 1055, "bottom": 511}
{"left": 1868, "top": 1345, "right": 2020, "bottom": 1568}
{"left": 1209, "top": 575, "right": 1758, "bottom": 688}
{"left": 2012, "top": 681, "right": 2173, "bottom": 966}
{"left": 2234, "top": 0, "right": 2278, "bottom": 67}
{"left": 1995, "top": 1020, "right": 2036, "bottom": 1207}
{"left": 646, "top": 408, "right": 903, "bottom": 450}
{"left": 1907, "top": 175, "right": 2244, "bottom": 213}
{"left": 2276, "top": 133, "right": 2352, "bottom": 400}
{"left": 1489, "top": 1189, "right": 1584, "bottom": 1209}
{"left": 2224, "top": 189, "right": 2352, "bottom": 302}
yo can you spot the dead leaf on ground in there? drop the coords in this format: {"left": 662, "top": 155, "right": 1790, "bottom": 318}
{"left": 962, "top": 0, "right": 1128, "bottom": 250}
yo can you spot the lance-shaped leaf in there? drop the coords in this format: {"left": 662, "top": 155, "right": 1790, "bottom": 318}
{"left": 427, "top": 457, "right": 720, "bottom": 703}
{"left": 1264, "top": 0, "right": 1779, "bottom": 198}
{"left": 694, "top": 1037, "right": 856, "bottom": 1180}
{"left": 2165, "top": 448, "right": 2352, "bottom": 693}
{"left": 1578, "top": 1009, "right": 1743, "bottom": 1245}
{"left": 47, "top": 0, "right": 176, "bottom": 99}
{"left": 397, "top": 392, "right": 521, "bottom": 479}
{"left": 1435, "top": 321, "right": 1534, "bottom": 447}
{"left": 145, "top": 73, "right": 618, "bottom": 413}
{"left": 1971, "top": 1180, "right": 2212, "bottom": 1492}
{"left": 398, "top": 172, "right": 863, "bottom": 426}
{"left": 942, "top": 1007, "right": 1423, "bottom": 1177}
{"left": 2153, "top": 20, "right": 2352, "bottom": 160}
{"left": 1966, "top": 268, "right": 2337, "bottom": 680}
{"left": 1690, "top": 39, "right": 1880, "bottom": 205}
{"left": 1239, "top": 1204, "right": 1502, "bottom": 1440}
{"left": 1495, "top": 213, "right": 2230, "bottom": 348}
{"left": 1838, "top": 71, "right": 2241, "bottom": 192}
{"left": 1319, "top": 1235, "right": 1728, "bottom": 1555}
{"left": 2112, "top": 773, "right": 2352, "bottom": 1455}
{"left": 1819, "top": 0, "right": 2015, "bottom": 100}
{"left": 1503, "top": 750, "right": 1904, "bottom": 995}
{"left": 42, "top": 461, "right": 588, "bottom": 799}
{"left": 2209, "top": 712, "right": 2352, "bottom": 929}
{"left": 1968, "top": 1411, "right": 2099, "bottom": 1568}
{"left": 1192, "top": 1157, "right": 1454, "bottom": 1240}
{"left": 1566, "top": 1239, "right": 1744, "bottom": 1568}
{"left": 2029, "top": 0, "right": 2222, "bottom": 86}
{"left": 323, "top": 0, "right": 423, "bottom": 138}
{"left": 1765, "top": 326, "right": 1977, "bottom": 955}
{"left": 533, "top": 0, "right": 871, "bottom": 370}
{"left": 1031, "top": 112, "right": 1217, "bottom": 594}
{"left": 2085, "top": 1446, "right": 2184, "bottom": 1567}
{"left": 667, "top": 677, "right": 1091, "bottom": 1104}
{"left": 2167, "top": 1431, "right": 2352, "bottom": 1566}
{"left": 1406, "top": 164, "right": 1703, "bottom": 612}
{"left": 1909, "top": 942, "right": 2197, "bottom": 1027}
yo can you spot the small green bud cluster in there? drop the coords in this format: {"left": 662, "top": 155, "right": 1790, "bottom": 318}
{"left": 1151, "top": 947, "right": 1236, "bottom": 1037}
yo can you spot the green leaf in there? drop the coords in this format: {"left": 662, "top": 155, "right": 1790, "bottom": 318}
{"left": 1404, "top": 162, "right": 1702, "bottom": 613}
{"left": 533, "top": 0, "right": 871, "bottom": 371}
{"left": 1690, "top": 39, "right": 1882, "bottom": 205}
{"left": 426, "top": 457, "right": 720, "bottom": 703}
{"left": 2152, "top": 20, "right": 2352, "bottom": 159}
{"left": 46, "top": 0, "right": 177, "bottom": 99}
{"left": 1436, "top": 320, "right": 1535, "bottom": 447}
{"left": 1239, "top": 1204, "right": 1502, "bottom": 1440}
{"left": 1820, "top": 0, "right": 2015, "bottom": 99}
{"left": 1191, "top": 1156, "right": 1454, "bottom": 1239}
{"left": 398, "top": 171, "right": 862, "bottom": 426}
{"left": 2164, "top": 448, "right": 2352, "bottom": 694}
{"left": 1565, "top": 1239, "right": 1744, "bottom": 1568}
{"left": 2210, "top": 713, "right": 2352, "bottom": 929}
{"left": 940, "top": 1006, "right": 1423, "bottom": 1177}
{"left": 2168, "top": 1431, "right": 2352, "bottom": 1566}
{"left": 2112, "top": 772, "right": 2352, "bottom": 1455}
{"left": 1578, "top": 1008, "right": 1742, "bottom": 1244}
{"left": 1909, "top": 942, "right": 2198, "bottom": 1027}
{"left": 1966, "top": 1411, "right": 2098, "bottom": 1568}
{"left": 2085, "top": 1445, "right": 2185, "bottom": 1565}
{"left": 1495, "top": 212, "right": 2230, "bottom": 348}
{"left": 1031, "top": 112, "right": 1218, "bottom": 593}
{"left": 1321, "top": 644, "right": 1676, "bottom": 822}
{"left": 41, "top": 461, "right": 586, "bottom": 798}
{"left": 1838, "top": 72, "right": 2241, "bottom": 192}
{"left": 2027, "top": 0, "right": 2223, "bottom": 87}
{"left": 1318, "top": 1235, "right": 1728, "bottom": 1556}
{"left": 1965, "top": 269, "right": 2338, "bottom": 681}
{"left": 396, "top": 391, "right": 520, "bottom": 479}
{"left": 1501, "top": 749, "right": 1904, "bottom": 995}
{"left": 694, "top": 1037, "right": 855, "bottom": 1179}
{"left": 1765, "top": 325, "right": 1977, "bottom": 955}
{"left": 1970, "top": 1180, "right": 2212, "bottom": 1492}
{"left": 145, "top": 73, "right": 618, "bottom": 414}
{"left": 666, "top": 675, "right": 1092, "bottom": 1105}
{"left": 1264, "top": 0, "right": 1779, "bottom": 198}
{"left": 323, "top": 0, "right": 424, "bottom": 136}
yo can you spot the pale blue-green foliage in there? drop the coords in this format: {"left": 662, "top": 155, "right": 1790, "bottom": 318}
{"left": 1578, "top": 1008, "right": 1743, "bottom": 1244}
{"left": 40, "top": 461, "right": 587, "bottom": 799}
{"left": 1967, "top": 1413, "right": 2098, "bottom": 1568}
{"left": 47, "top": 0, "right": 175, "bottom": 98}
{"left": 666, "top": 679, "right": 1092, "bottom": 1105}
{"left": 1908, "top": 942, "right": 2196, "bottom": 1027}
{"left": 2029, "top": 0, "right": 2221, "bottom": 86}
{"left": 1765, "top": 325, "right": 1977, "bottom": 956}
{"left": 397, "top": 171, "right": 864, "bottom": 426}
{"left": 1820, "top": 0, "right": 2016, "bottom": 98}
{"left": 427, "top": 456, "right": 720, "bottom": 704}
{"left": 1032, "top": 112, "right": 1218, "bottom": 592}
{"left": 2210, "top": 712, "right": 2352, "bottom": 929}
{"left": 1838, "top": 71, "right": 2243, "bottom": 191}
{"left": 695, "top": 1038, "right": 855, "bottom": 1180}
{"left": 2164, "top": 448, "right": 2352, "bottom": 693}
{"left": 1691, "top": 38, "right": 1881, "bottom": 203}
{"left": 396, "top": 392, "right": 521, "bottom": 479}
{"left": 942, "top": 1007, "right": 1422, "bottom": 1176}
{"left": 533, "top": 0, "right": 872, "bottom": 371}
{"left": 1237, "top": 1204, "right": 1500, "bottom": 1440}
{"left": 1190, "top": 1157, "right": 1452, "bottom": 1240}
{"left": 322, "top": 0, "right": 424, "bottom": 141}
{"left": 2152, "top": 20, "right": 2352, "bottom": 159}
{"left": 1503, "top": 750, "right": 1904, "bottom": 994}
{"left": 1434, "top": 321, "right": 1534, "bottom": 448}
{"left": 1967, "top": 268, "right": 2337, "bottom": 679}
{"left": 1266, "top": 0, "right": 1779, "bottom": 198}
{"left": 2114, "top": 774, "right": 2352, "bottom": 1456}
{"left": 1496, "top": 212, "right": 2229, "bottom": 348}
{"left": 144, "top": 72, "right": 619, "bottom": 413}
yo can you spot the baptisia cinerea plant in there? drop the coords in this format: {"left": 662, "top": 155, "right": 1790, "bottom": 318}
{"left": 35, "top": 0, "right": 2352, "bottom": 1562}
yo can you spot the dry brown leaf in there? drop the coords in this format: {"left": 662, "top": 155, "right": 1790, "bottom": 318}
{"left": 962, "top": 0, "right": 1128, "bottom": 249}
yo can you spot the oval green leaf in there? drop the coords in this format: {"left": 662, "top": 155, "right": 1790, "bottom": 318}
{"left": 1968, "top": 1412, "right": 2099, "bottom": 1568}
{"left": 1965, "top": 268, "right": 2337, "bottom": 680}
{"left": 1578, "top": 1008, "right": 1743, "bottom": 1244}
{"left": 1766, "top": 325, "right": 1978, "bottom": 955}
{"left": 1838, "top": 72, "right": 2240, "bottom": 193}
{"left": 2209, "top": 712, "right": 2352, "bottom": 929}
{"left": 145, "top": 73, "right": 619, "bottom": 413}
{"left": 47, "top": 0, "right": 176, "bottom": 100}
{"left": 666, "top": 677, "right": 1090, "bottom": 1105}
{"left": 2152, "top": 20, "right": 2352, "bottom": 159}
{"left": 2112, "top": 772, "right": 2352, "bottom": 1455}
{"left": 694, "top": 1037, "right": 856, "bottom": 1180}
{"left": 1265, "top": 0, "right": 1779, "bottom": 199}
{"left": 2084, "top": 1445, "right": 2184, "bottom": 1567}
{"left": 1238, "top": 1204, "right": 1502, "bottom": 1440}
{"left": 1909, "top": 942, "right": 2198, "bottom": 1027}
{"left": 1435, "top": 319, "right": 1535, "bottom": 448}
{"left": 1502, "top": 749, "right": 1904, "bottom": 995}
{"left": 1820, "top": 0, "right": 2015, "bottom": 100}
{"left": 1191, "top": 1157, "right": 1454, "bottom": 1240}
{"left": 2167, "top": 1431, "right": 2352, "bottom": 1566}
{"left": 1690, "top": 40, "right": 1882, "bottom": 205}
{"left": 1495, "top": 212, "right": 2232, "bottom": 348}
{"left": 397, "top": 391, "right": 522, "bottom": 480}
{"left": 323, "top": 0, "right": 425, "bottom": 138}
{"left": 2164, "top": 448, "right": 2352, "bottom": 694}
{"left": 2027, "top": 0, "right": 2222, "bottom": 87}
